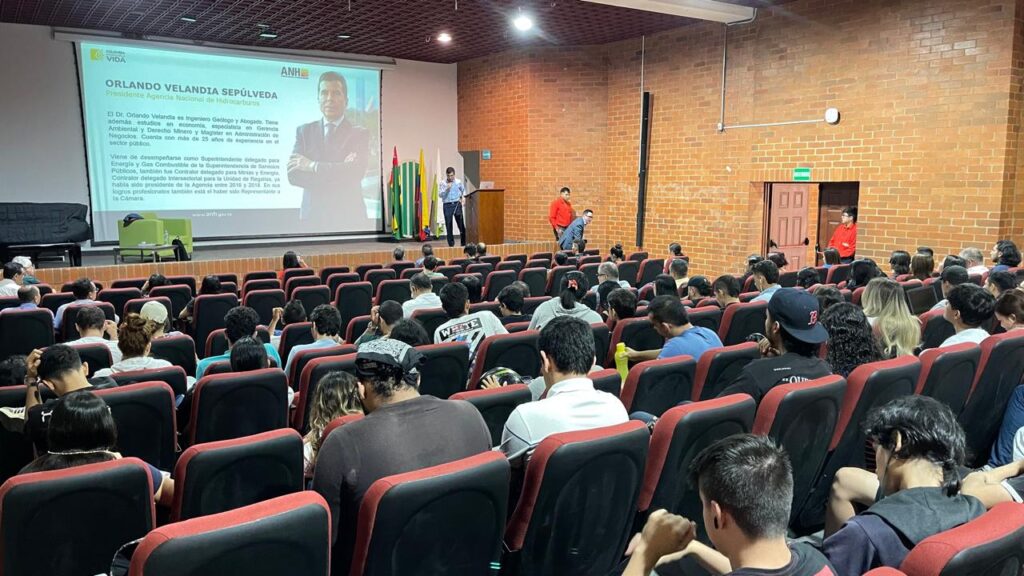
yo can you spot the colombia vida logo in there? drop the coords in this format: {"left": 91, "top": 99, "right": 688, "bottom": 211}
{"left": 90, "top": 48, "right": 127, "bottom": 63}
{"left": 280, "top": 66, "right": 310, "bottom": 79}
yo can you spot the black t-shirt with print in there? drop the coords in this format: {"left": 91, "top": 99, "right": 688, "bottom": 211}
{"left": 729, "top": 543, "right": 836, "bottom": 576}
{"left": 25, "top": 378, "right": 118, "bottom": 452}
{"left": 717, "top": 353, "right": 832, "bottom": 404}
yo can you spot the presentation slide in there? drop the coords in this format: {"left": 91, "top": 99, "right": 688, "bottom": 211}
{"left": 77, "top": 41, "right": 382, "bottom": 243}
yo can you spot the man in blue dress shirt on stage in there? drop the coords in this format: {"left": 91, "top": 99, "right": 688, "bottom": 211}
{"left": 439, "top": 167, "right": 466, "bottom": 247}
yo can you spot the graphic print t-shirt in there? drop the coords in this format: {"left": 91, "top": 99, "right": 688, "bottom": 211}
{"left": 433, "top": 311, "right": 508, "bottom": 368}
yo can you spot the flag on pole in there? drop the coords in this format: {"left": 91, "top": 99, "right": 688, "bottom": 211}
{"left": 388, "top": 147, "right": 400, "bottom": 239}
{"left": 418, "top": 148, "right": 429, "bottom": 241}
{"left": 430, "top": 148, "right": 441, "bottom": 238}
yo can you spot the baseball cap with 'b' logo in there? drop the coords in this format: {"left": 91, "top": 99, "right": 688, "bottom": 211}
{"left": 767, "top": 288, "right": 829, "bottom": 344}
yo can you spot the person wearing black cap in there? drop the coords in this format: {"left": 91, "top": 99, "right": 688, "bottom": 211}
{"left": 718, "top": 288, "right": 832, "bottom": 404}
{"left": 312, "top": 338, "right": 491, "bottom": 575}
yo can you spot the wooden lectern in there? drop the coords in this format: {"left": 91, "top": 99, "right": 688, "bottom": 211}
{"left": 464, "top": 188, "right": 505, "bottom": 244}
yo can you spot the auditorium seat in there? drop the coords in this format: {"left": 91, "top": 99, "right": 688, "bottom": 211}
{"left": 319, "top": 266, "right": 350, "bottom": 284}
{"left": 480, "top": 255, "right": 502, "bottom": 267}
{"left": 918, "top": 308, "right": 956, "bottom": 350}
{"left": 628, "top": 251, "right": 648, "bottom": 262}
{"left": 345, "top": 315, "right": 371, "bottom": 343}
{"left": 111, "top": 277, "right": 148, "bottom": 290}
{"left": 577, "top": 255, "right": 602, "bottom": 266}
{"left": 825, "top": 264, "right": 851, "bottom": 285}
{"left": 503, "top": 421, "right": 649, "bottom": 576}
{"left": 292, "top": 285, "right": 331, "bottom": 315}
{"left": 112, "top": 365, "right": 189, "bottom": 397}
{"left": 524, "top": 258, "right": 550, "bottom": 269}
{"left": 621, "top": 355, "right": 697, "bottom": 416}
{"left": 851, "top": 286, "right": 866, "bottom": 305}
{"left": 278, "top": 322, "right": 314, "bottom": 365}
{"left": 98, "top": 287, "right": 142, "bottom": 317}
{"left": 497, "top": 260, "right": 524, "bottom": 274}
{"left": 327, "top": 272, "right": 361, "bottom": 301}
{"left": 284, "top": 275, "right": 320, "bottom": 299}
{"left": 0, "top": 296, "right": 18, "bottom": 312}
{"left": 214, "top": 273, "right": 239, "bottom": 286}
{"left": 591, "top": 322, "right": 611, "bottom": 363}
{"left": 349, "top": 452, "right": 509, "bottom": 576}
{"left": 795, "top": 356, "right": 919, "bottom": 534}
{"left": 220, "top": 281, "right": 239, "bottom": 296}
{"left": 125, "top": 296, "right": 172, "bottom": 317}
{"left": 287, "top": 344, "right": 356, "bottom": 389}
{"left": 504, "top": 321, "right": 531, "bottom": 333}
{"left": 188, "top": 368, "right": 289, "bottom": 445}
{"left": 417, "top": 342, "right": 470, "bottom": 399}
{"left": 518, "top": 267, "right": 548, "bottom": 297}
{"left": 399, "top": 267, "right": 424, "bottom": 280}
{"left": 466, "top": 262, "right": 494, "bottom": 276}
{"left": 128, "top": 492, "right": 330, "bottom": 576}
{"left": 375, "top": 278, "right": 411, "bottom": 305}
{"left": 505, "top": 253, "right": 528, "bottom": 264}
{"left": 357, "top": 263, "right": 384, "bottom": 280}
{"left": 69, "top": 341, "right": 112, "bottom": 377}
{"left": 741, "top": 275, "right": 757, "bottom": 293}
{"left": 450, "top": 385, "right": 532, "bottom": 447}
{"left": 688, "top": 306, "right": 723, "bottom": 334}
{"left": 294, "top": 354, "right": 358, "bottom": 433}
{"left": 521, "top": 296, "right": 550, "bottom": 316}
{"left": 205, "top": 326, "right": 271, "bottom": 358}
{"left": 365, "top": 269, "right": 397, "bottom": 297}
{"left": 278, "top": 267, "right": 313, "bottom": 287}
{"left": 40, "top": 291, "right": 74, "bottom": 317}
{"left": 449, "top": 257, "right": 472, "bottom": 269}
{"left": 578, "top": 262, "right": 600, "bottom": 289}
{"left": 59, "top": 302, "right": 116, "bottom": 341}
{"left": 146, "top": 285, "right": 192, "bottom": 322}
{"left": 717, "top": 301, "right": 768, "bottom": 346}
{"left": 899, "top": 502, "right": 1024, "bottom": 576}
{"left": 468, "top": 331, "right": 541, "bottom": 388}
{"left": 753, "top": 375, "right": 846, "bottom": 526}
{"left": 95, "top": 381, "right": 177, "bottom": 470}
{"left": 617, "top": 260, "right": 640, "bottom": 287}
{"left": 243, "top": 270, "right": 277, "bottom": 284}
{"left": 320, "top": 413, "right": 364, "bottom": 447}
{"left": 171, "top": 428, "right": 303, "bottom": 521}
{"left": 468, "top": 300, "right": 500, "bottom": 316}
{"left": 638, "top": 395, "right": 756, "bottom": 540}
{"left": 690, "top": 342, "right": 759, "bottom": 401}
{"left": 192, "top": 293, "right": 239, "bottom": 359}
{"left": 62, "top": 280, "right": 105, "bottom": 292}
{"left": 530, "top": 251, "right": 553, "bottom": 262}
{"left": 436, "top": 264, "right": 463, "bottom": 280}
{"left": 410, "top": 307, "right": 448, "bottom": 340}
{"left": 606, "top": 317, "right": 664, "bottom": 367}
{"left": 242, "top": 278, "right": 281, "bottom": 296}
{"left": 388, "top": 260, "right": 417, "bottom": 277}
{"left": 0, "top": 308, "right": 53, "bottom": 360}
{"left": 0, "top": 385, "right": 36, "bottom": 484}
{"left": 590, "top": 368, "right": 622, "bottom": 397}
{"left": 482, "top": 270, "right": 516, "bottom": 301}
{"left": 0, "top": 458, "right": 155, "bottom": 576}
{"left": 637, "top": 283, "right": 655, "bottom": 302}
{"left": 244, "top": 288, "right": 286, "bottom": 326}
{"left": 202, "top": 360, "right": 236, "bottom": 376}
{"left": 915, "top": 342, "right": 980, "bottom": 414}
{"left": 778, "top": 271, "right": 799, "bottom": 288}
{"left": 335, "top": 282, "right": 373, "bottom": 334}
{"left": 637, "top": 258, "right": 664, "bottom": 287}
{"left": 958, "top": 331, "right": 1024, "bottom": 467}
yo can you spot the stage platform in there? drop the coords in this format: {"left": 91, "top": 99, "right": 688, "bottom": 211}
{"left": 34, "top": 239, "right": 558, "bottom": 287}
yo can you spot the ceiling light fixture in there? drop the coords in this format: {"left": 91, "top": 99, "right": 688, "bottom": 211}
{"left": 256, "top": 23, "right": 270, "bottom": 28}
{"left": 180, "top": 16, "right": 197, "bottom": 22}
{"left": 513, "top": 14, "right": 533, "bottom": 31}
{"left": 437, "top": 32, "right": 452, "bottom": 43}
{"left": 258, "top": 31, "right": 278, "bottom": 38}
{"left": 337, "top": 34, "right": 352, "bottom": 39}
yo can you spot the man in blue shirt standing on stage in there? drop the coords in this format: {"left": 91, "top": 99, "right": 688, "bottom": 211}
{"left": 439, "top": 167, "right": 466, "bottom": 247}
{"left": 558, "top": 209, "right": 593, "bottom": 251}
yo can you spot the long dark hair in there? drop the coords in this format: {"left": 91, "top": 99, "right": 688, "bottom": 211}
{"left": 820, "top": 303, "right": 883, "bottom": 377}
{"left": 558, "top": 271, "right": 589, "bottom": 309}
{"left": 282, "top": 251, "right": 301, "bottom": 270}
{"left": 889, "top": 250, "right": 911, "bottom": 277}
{"left": 21, "top": 391, "right": 118, "bottom": 474}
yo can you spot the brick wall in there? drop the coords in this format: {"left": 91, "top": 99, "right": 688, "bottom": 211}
{"left": 459, "top": 0, "right": 1024, "bottom": 279}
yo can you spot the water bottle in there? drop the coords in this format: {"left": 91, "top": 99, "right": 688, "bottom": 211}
{"left": 163, "top": 230, "right": 169, "bottom": 245}
{"left": 614, "top": 342, "right": 629, "bottom": 383}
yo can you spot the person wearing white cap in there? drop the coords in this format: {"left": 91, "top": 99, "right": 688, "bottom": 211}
{"left": 139, "top": 300, "right": 183, "bottom": 339}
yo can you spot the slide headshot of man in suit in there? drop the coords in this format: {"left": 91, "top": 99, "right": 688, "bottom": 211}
{"left": 287, "top": 71, "right": 369, "bottom": 224}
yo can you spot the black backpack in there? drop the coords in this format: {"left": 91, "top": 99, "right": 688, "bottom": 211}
{"left": 172, "top": 238, "right": 190, "bottom": 261}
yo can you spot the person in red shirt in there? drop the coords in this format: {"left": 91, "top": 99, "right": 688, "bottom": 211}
{"left": 828, "top": 207, "right": 858, "bottom": 263}
{"left": 548, "top": 187, "right": 574, "bottom": 240}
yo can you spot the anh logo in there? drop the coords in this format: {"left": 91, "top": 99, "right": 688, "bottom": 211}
{"left": 280, "top": 66, "right": 309, "bottom": 79}
{"left": 89, "top": 48, "right": 104, "bottom": 61}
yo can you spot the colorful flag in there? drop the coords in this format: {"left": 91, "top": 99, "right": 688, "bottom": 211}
{"left": 417, "top": 148, "right": 428, "bottom": 241}
{"left": 430, "top": 148, "right": 441, "bottom": 238}
{"left": 389, "top": 147, "right": 399, "bottom": 239}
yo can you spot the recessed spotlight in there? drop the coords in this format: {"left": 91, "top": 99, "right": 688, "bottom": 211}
{"left": 180, "top": 16, "right": 197, "bottom": 22}
{"left": 258, "top": 31, "right": 278, "bottom": 39}
{"left": 337, "top": 34, "right": 352, "bottom": 39}
{"left": 437, "top": 32, "right": 452, "bottom": 43}
{"left": 256, "top": 23, "right": 270, "bottom": 28}
{"left": 513, "top": 14, "right": 533, "bottom": 31}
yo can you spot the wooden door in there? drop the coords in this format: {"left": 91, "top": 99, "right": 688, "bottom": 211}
{"left": 767, "top": 184, "right": 809, "bottom": 269}
{"left": 816, "top": 183, "right": 860, "bottom": 261}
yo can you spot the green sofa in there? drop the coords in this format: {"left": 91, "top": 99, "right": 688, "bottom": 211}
{"left": 117, "top": 213, "right": 193, "bottom": 260}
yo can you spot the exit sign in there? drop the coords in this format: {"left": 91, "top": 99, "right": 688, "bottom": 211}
{"left": 482, "top": 150, "right": 492, "bottom": 160}
{"left": 793, "top": 167, "right": 811, "bottom": 181}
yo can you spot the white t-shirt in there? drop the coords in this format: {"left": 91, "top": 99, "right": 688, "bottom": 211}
{"left": 940, "top": 328, "right": 990, "bottom": 348}
{"left": 67, "top": 335, "right": 123, "bottom": 364}
{"left": 403, "top": 292, "right": 442, "bottom": 318}
{"left": 434, "top": 311, "right": 508, "bottom": 365}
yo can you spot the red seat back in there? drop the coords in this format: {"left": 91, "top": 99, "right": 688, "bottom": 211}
{"left": 468, "top": 331, "right": 541, "bottom": 388}
{"left": 900, "top": 502, "right": 1024, "bottom": 576}
{"left": 691, "top": 342, "right": 760, "bottom": 401}
{"left": 243, "top": 288, "right": 286, "bottom": 326}
{"left": 189, "top": 368, "right": 289, "bottom": 445}
{"left": 606, "top": 317, "right": 663, "bottom": 367}
{"left": 915, "top": 342, "right": 980, "bottom": 414}
{"left": 450, "top": 384, "right": 532, "bottom": 447}
{"left": 417, "top": 342, "right": 471, "bottom": 399}
{"left": 637, "top": 258, "right": 665, "bottom": 287}
{"left": 717, "top": 301, "right": 768, "bottom": 346}
{"left": 959, "top": 332, "right": 1024, "bottom": 467}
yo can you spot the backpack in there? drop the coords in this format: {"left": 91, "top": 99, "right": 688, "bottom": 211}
{"left": 171, "top": 238, "right": 190, "bottom": 261}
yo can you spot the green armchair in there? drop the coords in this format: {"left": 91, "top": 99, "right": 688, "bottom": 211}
{"left": 116, "top": 213, "right": 193, "bottom": 260}
{"left": 141, "top": 213, "right": 194, "bottom": 259}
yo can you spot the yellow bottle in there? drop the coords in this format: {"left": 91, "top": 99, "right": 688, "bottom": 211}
{"left": 615, "top": 342, "right": 629, "bottom": 383}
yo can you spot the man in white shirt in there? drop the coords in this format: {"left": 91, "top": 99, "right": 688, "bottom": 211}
{"left": 434, "top": 282, "right": 507, "bottom": 369}
{"left": 930, "top": 265, "right": 969, "bottom": 312}
{"left": 54, "top": 277, "right": 120, "bottom": 330}
{"left": 498, "top": 316, "right": 628, "bottom": 460}
{"left": 65, "top": 305, "right": 122, "bottom": 363}
{"left": 941, "top": 283, "right": 995, "bottom": 347}
{"left": 284, "top": 304, "right": 344, "bottom": 376}
{"left": 403, "top": 273, "right": 442, "bottom": 318}
{"left": 750, "top": 260, "right": 782, "bottom": 304}
{"left": 0, "top": 262, "right": 24, "bottom": 297}
{"left": 960, "top": 247, "right": 990, "bottom": 276}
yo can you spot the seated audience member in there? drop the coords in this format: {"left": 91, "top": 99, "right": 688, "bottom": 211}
{"left": 991, "top": 240, "right": 1022, "bottom": 273}
{"left": 986, "top": 270, "right": 1017, "bottom": 298}
{"left": 910, "top": 252, "right": 935, "bottom": 281}
{"left": 54, "top": 278, "right": 112, "bottom": 330}
{"left": 739, "top": 255, "right": 763, "bottom": 289}
{"left": 141, "top": 273, "right": 170, "bottom": 296}
{"left": 23, "top": 346, "right": 118, "bottom": 452}
{"left": 627, "top": 296, "right": 723, "bottom": 363}
{"left": 460, "top": 274, "right": 483, "bottom": 304}
{"left": 845, "top": 259, "right": 882, "bottom": 290}
{"left": 573, "top": 239, "right": 588, "bottom": 257}
{"left": 94, "top": 315, "right": 172, "bottom": 377}
{"left": 355, "top": 301, "right": 403, "bottom": 346}
{"left": 11, "top": 256, "right": 39, "bottom": 285}
{"left": 917, "top": 246, "right": 935, "bottom": 258}
{"left": 463, "top": 243, "right": 478, "bottom": 261}
{"left": 713, "top": 275, "right": 741, "bottom": 309}
{"left": 929, "top": 265, "right": 969, "bottom": 311}
{"left": 940, "top": 283, "right": 995, "bottom": 347}
{"left": 590, "top": 262, "right": 631, "bottom": 293}
{"left": 179, "top": 275, "right": 222, "bottom": 327}
{"left": 862, "top": 278, "right": 920, "bottom": 358}
{"left": 937, "top": 254, "right": 966, "bottom": 275}
{"left": 552, "top": 251, "right": 570, "bottom": 272}
{"left": 718, "top": 288, "right": 831, "bottom": 404}
{"left": 499, "top": 316, "right": 627, "bottom": 460}
{"left": 665, "top": 242, "right": 687, "bottom": 270}
{"left": 822, "top": 395, "right": 984, "bottom": 575}
{"left": 140, "top": 300, "right": 181, "bottom": 339}
{"left": 313, "top": 339, "right": 490, "bottom": 575}
{"left": 822, "top": 247, "right": 841, "bottom": 267}
{"left": 625, "top": 434, "right": 835, "bottom": 576}
{"left": 994, "top": 289, "right": 1024, "bottom": 332}
{"left": 415, "top": 243, "right": 433, "bottom": 267}
{"left": 669, "top": 259, "right": 690, "bottom": 291}
{"left": 435, "top": 282, "right": 507, "bottom": 367}
{"left": 229, "top": 336, "right": 271, "bottom": 372}
{"left": 267, "top": 299, "right": 307, "bottom": 347}
{"left": 277, "top": 250, "right": 306, "bottom": 283}
{"left": 608, "top": 243, "right": 626, "bottom": 263}
{"left": 402, "top": 273, "right": 442, "bottom": 318}
{"left": 422, "top": 255, "right": 445, "bottom": 279}
{"left": 750, "top": 260, "right": 782, "bottom": 304}
{"left": 284, "top": 303, "right": 344, "bottom": 375}
{"left": 0, "top": 262, "right": 24, "bottom": 297}
{"left": 820, "top": 303, "right": 884, "bottom": 378}
{"left": 813, "top": 286, "right": 844, "bottom": 313}
{"left": 985, "top": 292, "right": 1024, "bottom": 467}
{"left": 889, "top": 250, "right": 911, "bottom": 278}
{"left": 0, "top": 355, "right": 27, "bottom": 387}
{"left": 303, "top": 370, "right": 363, "bottom": 477}
{"left": 796, "top": 268, "right": 818, "bottom": 289}
{"left": 686, "top": 276, "right": 713, "bottom": 302}
{"left": 66, "top": 306, "right": 122, "bottom": 364}
{"left": 606, "top": 287, "right": 638, "bottom": 329}
{"left": 497, "top": 285, "right": 531, "bottom": 326}
{"left": 16, "top": 285, "right": 40, "bottom": 310}
{"left": 20, "top": 391, "right": 173, "bottom": 503}
{"left": 653, "top": 274, "right": 679, "bottom": 298}
{"left": 477, "top": 242, "right": 488, "bottom": 257}
{"left": 960, "top": 247, "right": 989, "bottom": 276}
{"left": 511, "top": 280, "right": 532, "bottom": 297}
{"left": 529, "top": 271, "right": 602, "bottom": 330}
{"left": 387, "top": 318, "right": 430, "bottom": 347}
{"left": 196, "top": 306, "right": 281, "bottom": 379}
{"left": 767, "top": 252, "right": 789, "bottom": 273}
{"left": 962, "top": 459, "right": 1024, "bottom": 509}
{"left": 392, "top": 246, "right": 405, "bottom": 262}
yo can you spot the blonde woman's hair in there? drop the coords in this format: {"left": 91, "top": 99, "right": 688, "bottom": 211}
{"left": 862, "top": 277, "right": 920, "bottom": 357}
{"left": 305, "top": 371, "right": 363, "bottom": 465}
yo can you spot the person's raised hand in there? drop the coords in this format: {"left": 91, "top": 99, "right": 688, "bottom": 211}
{"left": 638, "top": 510, "right": 696, "bottom": 565}
{"left": 271, "top": 307, "right": 284, "bottom": 323}
{"left": 479, "top": 375, "right": 501, "bottom": 389}
{"left": 25, "top": 349, "right": 42, "bottom": 381}
{"left": 103, "top": 319, "right": 118, "bottom": 336}
{"left": 369, "top": 305, "right": 380, "bottom": 327}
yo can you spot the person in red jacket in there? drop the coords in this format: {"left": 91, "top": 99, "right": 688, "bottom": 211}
{"left": 828, "top": 207, "right": 858, "bottom": 263}
{"left": 548, "top": 187, "right": 574, "bottom": 240}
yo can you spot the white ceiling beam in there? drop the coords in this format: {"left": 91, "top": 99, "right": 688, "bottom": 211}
{"left": 581, "top": 0, "right": 755, "bottom": 24}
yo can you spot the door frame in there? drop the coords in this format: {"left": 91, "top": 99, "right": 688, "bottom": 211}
{"left": 760, "top": 182, "right": 820, "bottom": 267}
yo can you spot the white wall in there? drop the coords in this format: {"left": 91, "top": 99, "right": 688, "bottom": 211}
{"left": 0, "top": 23, "right": 460, "bottom": 238}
